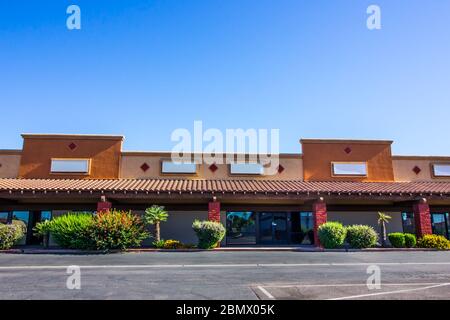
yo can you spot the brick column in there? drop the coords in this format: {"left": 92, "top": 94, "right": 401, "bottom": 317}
{"left": 208, "top": 198, "right": 221, "bottom": 222}
{"left": 413, "top": 198, "right": 432, "bottom": 238}
{"left": 313, "top": 198, "right": 327, "bottom": 247}
{"left": 97, "top": 196, "right": 112, "bottom": 213}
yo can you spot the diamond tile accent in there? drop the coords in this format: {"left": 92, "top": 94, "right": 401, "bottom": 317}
{"left": 68, "top": 142, "right": 77, "bottom": 150}
{"left": 344, "top": 147, "right": 352, "bottom": 154}
{"left": 209, "top": 163, "right": 218, "bottom": 173}
{"left": 413, "top": 166, "right": 421, "bottom": 175}
{"left": 140, "top": 163, "right": 150, "bottom": 172}
{"left": 277, "top": 165, "right": 285, "bottom": 174}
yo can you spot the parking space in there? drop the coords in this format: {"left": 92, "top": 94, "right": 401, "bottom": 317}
{"left": 255, "top": 282, "right": 450, "bottom": 300}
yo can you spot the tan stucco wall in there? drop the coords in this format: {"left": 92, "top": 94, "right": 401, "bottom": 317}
{"left": 137, "top": 210, "right": 207, "bottom": 245}
{"left": 328, "top": 211, "right": 404, "bottom": 236}
{"left": 0, "top": 154, "right": 21, "bottom": 178}
{"left": 393, "top": 159, "right": 450, "bottom": 182}
{"left": 121, "top": 154, "right": 303, "bottom": 180}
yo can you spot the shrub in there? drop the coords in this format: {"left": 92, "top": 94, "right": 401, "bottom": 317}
{"left": 346, "top": 225, "right": 378, "bottom": 249}
{"left": 317, "top": 222, "right": 346, "bottom": 248}
{"left": 33, "top": 220, "right": 52, "bottom": 237}
{"left": 0, "top": 222, "right": 26, "bottom": 249}
{"left": 45, "top": 213, "right": 94, "bottom": 249}
{"left": 162, "top": 239, "right": 183, "bottom": 249}
{"left": 388, "top": 232, "right": 406, "bottom": 248}
{"left": 44, "top": 210, "right": 149, "bottom": 251}
{"left": 417, "top": 234, "right": 450, "bottom": 250}
{"left": 404, "top": 233, "right": 417, "bottom": 248}
{"left": 89, "top": 210, "right": 149, "bottom": 251}
{"left": 153, "top": 239, "right": 165, "bottom": 249}
{"left": 192, "top": 220, "right": 226, "bottom": 249}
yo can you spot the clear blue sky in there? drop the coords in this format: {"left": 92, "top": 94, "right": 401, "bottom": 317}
{"left": 1, "top": 0, "right": 449, "bottom": 155}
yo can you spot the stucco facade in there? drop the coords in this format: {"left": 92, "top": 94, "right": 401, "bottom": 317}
{"left": 0, "top": 134, "right": 449, "bottom": 247}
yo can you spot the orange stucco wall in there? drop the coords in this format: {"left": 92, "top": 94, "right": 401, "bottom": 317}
{"left": 301, "top": 139, "right": 395, "bottom": 182}
{"left": 18, "top": 135, "right": 123, "bottom": 179}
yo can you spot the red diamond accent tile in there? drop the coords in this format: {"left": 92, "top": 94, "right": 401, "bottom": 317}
{"left": 413, "top": 166, "right": 421, "bottom": 175}
{"left": 140, "top": 163, "right": 150, "bottom": 172}
{"left": 277, "top": 165, "right": 285, "bottom": 174}
{"left": 344, "top": 147, "right": 352, "bottom": 154}
{"left": 68, "top": 142, "right": 77, "bottom": 150}
{"left": 209, "top": 163, "right": 218, "bottom": 173}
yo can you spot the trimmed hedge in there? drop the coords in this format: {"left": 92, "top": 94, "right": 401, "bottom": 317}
{"left": 388, "top": 232, "right": 406, "bottom": 248}
{"left": 417, "top": 235, "right": 450, "bottom": 250}
{"left": 192, "top": 220, "right": 225, "bottom": 249}
{"left": 317, "top": 222, "right": 346, "bottom": 249}
{"left": 345, "top": 225, "right": 378, "bottom": 249}
{"left": 388, "top": 232, "right": 417, "bottom": 248}
{"left": 404, "top": 233, "right": 417, "bottom": 248}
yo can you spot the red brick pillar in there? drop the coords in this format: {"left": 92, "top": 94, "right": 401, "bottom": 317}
{"left": 413, "top": 198, "right": 432, "bottom": 238}
{"left": 313, "top": 198, "right": 327, "bottom": 247}
{"left": 97, "top": 196, "right": 112, "bottom": 213}
{"left": 208, "top": 199, "right": 221, "bottom": 222}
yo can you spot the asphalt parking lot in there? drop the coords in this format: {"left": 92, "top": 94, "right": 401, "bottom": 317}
{"left": 1, "top": 251, "right": 450, "bottom": 300}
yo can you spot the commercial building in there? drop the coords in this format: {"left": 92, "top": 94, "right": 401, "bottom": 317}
{"left": 0, "top": 134, "right": 449, "bottom": 246}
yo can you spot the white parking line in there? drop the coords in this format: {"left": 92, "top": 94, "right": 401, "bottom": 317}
{"left": 257, "top": 286, "right": 275, "bottom": 300}
{"left": 1, "top": 261, "right": 450, "bottom": 270}
{"left": 256, "top": 282, "right": 450, "bottom": 300}
{"left": 262, "top": 282, "right": 443, "bottom": 288}
{"left": 328, "top": 283, "right": 450, "bottom": 300}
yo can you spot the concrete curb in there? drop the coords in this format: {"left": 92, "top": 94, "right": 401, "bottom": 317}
{"left": 0, "top": 247, "right": 447, "bottom": 254}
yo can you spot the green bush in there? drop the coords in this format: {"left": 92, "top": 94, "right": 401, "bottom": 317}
{"left": 417, "top": 234, "right": 450, "bottom": 250}
{"left": 346, "top": 225, "right": 378, "bottom": 249}
{"left": 404, "top": 233, "right": 417, "bottom": 248}
{"left": 192, "top": 220, "right": 225, "bottom": 249}
{"left": 44, "top": 213, "right": 94, "bottom": 249}
{"left": 42, "top": 210, "right": 149, "bottom": 251}
{"left": 317, "top": 222, "right": 346, "bottom": 249}
{"left": 89, "top": 210, "right": 149, "bottom": 251}
{"left": 388, "top": 232, "right": 406, "bottom": 248}
{"left": 33, "top": 220, "right": 52, "bottom": 237}
{"left": 0, "top": 222, "right": 26, "bottom": 249}
{"left": 153, "top": 239, "right": 165, "bottom": 249}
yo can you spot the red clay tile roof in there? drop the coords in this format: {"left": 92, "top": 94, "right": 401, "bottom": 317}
{"left": 0, "top": 178, "right": 449, "bottom": 196}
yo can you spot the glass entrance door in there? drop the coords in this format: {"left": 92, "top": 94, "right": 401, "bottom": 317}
{"left": 259, "top": 212, "right": 288, "bottom": 244}
{"left": 431, "top": 213, "right": 449, "bottom": 239}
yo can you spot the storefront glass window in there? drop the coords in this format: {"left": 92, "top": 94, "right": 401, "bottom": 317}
{"left": 401, "top": 212, "right": 415, "bottom": 234}
{"left": 226, "top": 212, "right": 256, "bottom": 245}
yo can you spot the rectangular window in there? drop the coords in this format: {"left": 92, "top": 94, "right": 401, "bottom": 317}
{"left": 401, "top": 212, "right": 415, "bottom": 234}
{"left": 50, "top": 159, "right": 90, "bottom": 174}
{"left": 230, "top": 163, "right": 264, "bottom": 175}
{"left": 0, "top": 212, "right": 9, "bottom": 224}
{"left": 161, "top": 161, "right": 197, "bottom": 174}
{"left": 432, "top": 164, "right": 450, "bottom": 177}
{"left": 332, "top": 162, "right": 367, "bottom": 177}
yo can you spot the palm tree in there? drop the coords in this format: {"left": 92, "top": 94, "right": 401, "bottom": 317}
{"left": 377, "top": 212, "right": 392, "bottom": 247}
{"left": 144, "top": 205, "right": 169, "bottom": 242}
